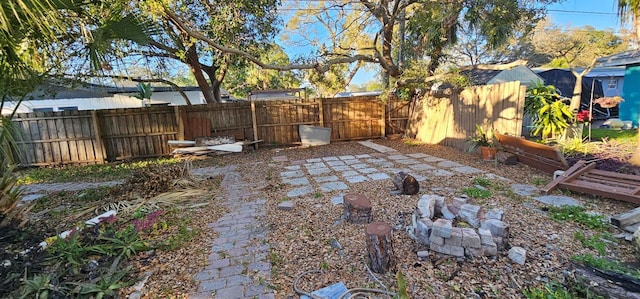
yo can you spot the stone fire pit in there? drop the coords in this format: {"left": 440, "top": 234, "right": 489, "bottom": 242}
{"left": 410, "top": 195, "right": 514, "bottom": 260}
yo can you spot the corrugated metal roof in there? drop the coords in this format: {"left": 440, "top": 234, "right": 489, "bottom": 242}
{"left": 596, "top": 50, "right": 640, "bottom": 67}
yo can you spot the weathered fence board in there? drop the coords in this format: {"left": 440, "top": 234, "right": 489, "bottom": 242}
{"left": 12, "top": 111, "right": 102, "bottom": 166}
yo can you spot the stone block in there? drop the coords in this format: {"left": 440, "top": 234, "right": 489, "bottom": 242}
{"left": 450, "top": 245, "right": 465, "bottom": 257}
{"left": 432, "top": 219, "right": 452, "bottom": 238}
{"left": 493, "top": 236, "right": 507, "bottom": 251}
{"left": 414, "top": 218, "right": 433, "bottom": 245}
{"left": 482, "top": 243, "right": 498, "bottom": 256}
{"left": 433, "top": 196, "right": 445, "bottom": 217}
{"left": 485, "top": 208, "right": 504, "bottom": 221}
{"left": 441, "top": 205, "right": 457, "bottom": 220}
{"left": 465, "top": 247, "right": 483, "bottom": 257}
{"left": 459, "top": 204, "right": 482, "bottom": 227}
{"left": 429, "top": 234, "right": 444, "bottom": 246}
{"left": 417, "top": 250, "right": 430, "bottom": 261}
{"left": 277, "top": 201, "right": 294, "bottom": 210}
{"left": 445, "top": 228, "right": 463, "bottom": 247}
{"left": 461, "top": 228, "right": 481, "bottom": 248}
{"left": 417, "top": 195, "right": 442, "bottom": 220}
{"left": 430, "top": 243, "right": 464, "bottom": 257}
{"left": 478, "top": 228, "right": 494, "bottom": 245}
{"left": 508, "top": 246, "right": 527, "bottom": 265}
{"left": 452, "top": 196, "right": 468, "bottom": 208}
{"left": 480, "top": 219, "right": 509, "bottom": 238}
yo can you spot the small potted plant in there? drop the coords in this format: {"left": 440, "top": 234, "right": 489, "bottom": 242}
{"left": 469, "top": 124, "right": 496, "bottom": 160}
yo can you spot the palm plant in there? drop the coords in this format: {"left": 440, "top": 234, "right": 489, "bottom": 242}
{"left": 525, "top": 81, "right": 573, "bottom": 138}
{"left": 0, "top": 1, "right": 157, "bottom": 224}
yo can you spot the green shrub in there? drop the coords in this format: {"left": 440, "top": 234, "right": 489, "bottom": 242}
{"left": 547, "top": 206, "right": 608, "bottom": 230}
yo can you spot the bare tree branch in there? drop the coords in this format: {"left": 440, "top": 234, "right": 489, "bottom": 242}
{"left": 163, "top": 9, "right": 378, "bottom": 73}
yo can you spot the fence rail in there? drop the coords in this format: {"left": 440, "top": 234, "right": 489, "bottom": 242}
{"left": 11, "top": 82, "right": 525, "bottom": 166}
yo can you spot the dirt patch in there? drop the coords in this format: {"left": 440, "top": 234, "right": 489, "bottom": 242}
{"left": 5, "top": 139, "right": 639, "bottom": 298}
{"left": 253, "top": 139, "right": 637, "bottom": 298}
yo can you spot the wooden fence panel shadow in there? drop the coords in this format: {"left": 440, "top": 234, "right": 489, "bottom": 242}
{"left": 386, "top": 98, "right": 410, "bottom": 136}
{"left": 182, "top": 102, "right": 253, "bottom": 141}
{"left": 12, "top": 110, "right": 102, "bottom": 166}
{"left": 97, "top": 107, "right": 178, "bottom": 162}
{"left": 323, "top": 96, "right": 384, "bottom": 141}
{"left": 410, "top": 81, "right": 525, "bottom": 151}
{"left": 255, "top": 99, "right": 320, "bottom": 145}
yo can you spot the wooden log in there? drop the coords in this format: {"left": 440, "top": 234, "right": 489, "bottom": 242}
{"left": 365, "top": 222, "right": 396, "bottom": 274}
{"left": 572, "top": 262, "right": 640, "bottom": 299}
{"left": 611, "top": 207, "right": 640, "bottom": 228}
{"left": 392, "top": 171, "right": 420, "bottom": 195}
{"left": 495, "top": 151, "right": 518, "bottom": 165}
{"left": 343, "top": 193, "right": 373, "bottom": 224}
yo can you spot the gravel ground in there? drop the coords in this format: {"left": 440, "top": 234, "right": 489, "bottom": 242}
{"left": 133, "top": 139, "right": 637, "bottom": 298}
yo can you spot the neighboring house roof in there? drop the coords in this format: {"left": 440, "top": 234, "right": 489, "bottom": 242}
{"left": 462, "top": 65, "right": 543, "bottom": 86}
{"left": 581, "top": 66, "right": 626, "bottom": 78}
{"left": 25, "top": 80, "right": 229, "bottom": 100}
{"left": 249, "top": 88, "right": 305, "bottom": 100}
{"left": 536, "top": 69, "right": 604, "bottom": 99}
{"left": 596, "top": 50, "right": 640, "bottom": 67}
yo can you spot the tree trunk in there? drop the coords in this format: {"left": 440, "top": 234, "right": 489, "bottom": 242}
{"left": 186, "top": 46, "right": 216, "bottom": 104}
{"left": 392, "top": 171, "right": 419, "bottom": 195}
{"left": 343, "top": 193, "right": 373, "bottom": 224}
{"left": 365, "top": 222, "right": 396, "bottom": 274}
{"left": 570, "top": 73, "right": 583, "bottom": 113}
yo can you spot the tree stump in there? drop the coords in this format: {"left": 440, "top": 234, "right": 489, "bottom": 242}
{"left": 392, "top": 171, "right": 419, "bottom": 195}
{"left": 343, "top": 193, "right": 373, "bottom": 224}
{"left": 366, "top": 222, "right": 396, "bottom": 274}
{"left": 496, "top": 151, "right": 518, "bottom": 165}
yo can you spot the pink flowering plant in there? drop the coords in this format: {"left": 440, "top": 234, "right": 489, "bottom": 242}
{"left": 575, "top": 110, "right": 591, "bottom": 124}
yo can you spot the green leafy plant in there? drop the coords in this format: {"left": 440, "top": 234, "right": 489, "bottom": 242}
{"left": 95, "top": 229, "right": 150, "bottom": 259}
{"left": 473, "top": 177, "right": 491, "bottom": 187}
{"left": 18, "top": 158, "right": 181, "bottom": 184}
{"left": 20, "top": 273, "right": 67, "bottom": 299}
{"left": 462, "top": 186, "right": 491, "bottom": 199}
{"left": 69, "top": 268, "right": 132, "bottom": 299}
{"left": 525, "top": 81, "right": 573, "bottom": 138}
{"left": 395, "top": 270, "right": 409, "bottom": 299}
{"left": 547, "top": 206, "right": 608, "bottom": 230}
{"left": 134, "top": 82, "right": 153, "bottom": 107}
{"left": 46, "top": 231, "right": 89, "bottom": 274}
{"left": 573, "top": 231, "right": 607, "bottom": 255}
{"left": 468, "top": 124, "right": 495, "bottom": 152}
{"left": 573, "top": 254, "right": 640, "bottom": 280}
{"left": 522, "top": 282, "right": 576, "bottom": 299}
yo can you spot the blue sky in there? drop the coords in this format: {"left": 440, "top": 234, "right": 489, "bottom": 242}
{"left": 278, "top": 1, "right": 633, "bottom": 88}
{"left": 547, "top": 0, "right": 626, "bottom": 30}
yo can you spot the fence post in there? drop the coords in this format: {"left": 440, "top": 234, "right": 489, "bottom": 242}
{"left": 174, "top": 106, "right": 184, "bottom": 140}
{"left": 318, "top": 98, "right": 325, "bottom": 127}
{"left": 90, "top": 110, "right": 107, "bottom": 164}
{"left": 250, "top": 99, "right": 259, "bottom": 149}
{"left": 380, "top": 99, "right": 386, "bottom": 137}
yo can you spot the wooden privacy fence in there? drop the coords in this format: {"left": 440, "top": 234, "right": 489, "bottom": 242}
{"left": 407, "top": 81, "right": 527, "bottom": 151}
{"left": 11, "top": 96, "right": 408, "bottom": 166}
{"left": 11, "top": 81, "right": 525, "bottom": 167}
